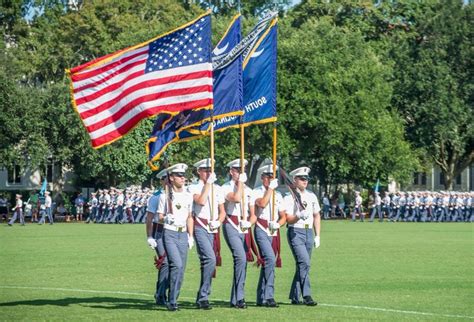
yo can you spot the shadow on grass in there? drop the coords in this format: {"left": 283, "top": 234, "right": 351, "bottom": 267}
{"left": 0, "top": 298, "right": 282, "bottom": 311}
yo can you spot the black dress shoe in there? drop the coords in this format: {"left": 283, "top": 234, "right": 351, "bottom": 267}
{"left": 234, "top": 299, "right": 247, "bottom": 309}
{"left": 265, "top": 298, "right": 279, "bottom": 308}
{"left": 197, "top": 300, "right": 212, "bottom": 310}
{"left": 167, "top": 303, "right": 179, "bottom": 311}
{"left": 303, "top": 296, "right": 317, "bottom": 306}
{"left": 291, "top": 299, "right": 300, "bottom": 305}
{"left": 154, "top": 295, "right": 166, "bottom": 306}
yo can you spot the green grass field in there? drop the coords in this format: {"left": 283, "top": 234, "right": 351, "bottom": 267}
{"left": 0, "top": 221, "right": 472, "bottom": 321}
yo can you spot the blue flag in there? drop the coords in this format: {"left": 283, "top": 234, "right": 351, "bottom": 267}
{"left": 179, "top": 18, "right": 278, "bottom": 138}
{"left": 146, "top": 15, "right": 244, "bottom": 169}
{"left": 39, "top": 178, "right": 47, "bottom": 196}
{"left": 177, "top": 14, "right": 243, "bottom": 132}
{"left": 374, "top": 179, "right": 380, "bottom": 193}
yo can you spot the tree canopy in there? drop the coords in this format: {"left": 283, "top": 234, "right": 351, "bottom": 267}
{"left": 1, "top": 0, "right": 471, "bottom": 191}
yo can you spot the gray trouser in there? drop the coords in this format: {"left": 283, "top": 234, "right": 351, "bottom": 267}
{"left": 194, "top": 225, "right": 216, "bottom": 302}
{"left": 39, "top": 207, "right": 53, "bottom": 224}
{"left": 9, "top": 209, "right": 24, "bottom": 225}
{"left": 135, "top": 207, "right": 144, "bottom": 223}
{"left": 393, "top": 206, "right": 405, "bottom": 221}
{"left": 154, "top": 228, "right": 169, "bottom": 304}
{"left": 223, "top": 221, "right": 247, "bottom": 305}
{"left": 287, "top": 227, "right": 313, "bottom": 301}
{"left": 163, "top": 229, "right": 188, "bottom": 306}
{"left": 255, "top": 226, "right": 276, "bottom": 305}
{"left": 110, "top": 205, "right": 123, "bottom": 223}
{"left": 352, "top": 206, "right": 363, "bottom": 221}
{"left": 370, "top": 205, "right": 382, "bottom": 221}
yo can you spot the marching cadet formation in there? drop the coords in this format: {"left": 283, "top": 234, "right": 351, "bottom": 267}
{"left": 145, "top": 159, "right": 321, "bottom": 311}
{"left": 350, "top": 191, "right": 474, "bottom": 223}
{"left": 3, "top": 162, "right": 472, "bottom": 312}
{"left": 84, "top": 187, "right": 154, "bottom": 224}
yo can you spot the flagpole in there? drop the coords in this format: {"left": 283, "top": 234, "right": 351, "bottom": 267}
{"left": 240, "top": 118, "right": 246, "bottom": 223}
{"left": 210, "top": 115, "right": 215, "bottom": 221}
{"left": 272, "top": 122, "right": 277, "bottom": 222}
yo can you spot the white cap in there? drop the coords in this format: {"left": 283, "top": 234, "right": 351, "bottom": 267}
{"left": 258, "top": 164, "right": 278, "bottom": 174}
{"left": 193, "top": 158, "right": 214, "bottom": 169}
{"left": 15, "top": 194, "right": 22, "bottom": 198}
{"left": 45, "top": 191, "right": 50, "bottom": 195}
{"left": 226, "top": 158, "right": 248, "bottom": 168}
{"left": 167, "top": 163, "right": 188, "bottom": 174}
{"left": 156, "top": 168, "right": 168, "bottom": 180}
{"left": 289, "top": 166, "right": 310, "bottom": 178}
{"left": 355, "top": 191, "right": 360, "bottom": 195}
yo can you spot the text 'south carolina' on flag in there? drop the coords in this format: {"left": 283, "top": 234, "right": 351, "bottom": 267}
{"left": 66, "top": 12, "right": 213, "bottom": 149}
{"left": 146, "top": 14, "right": 244, "bottom": 169}
{"left": 179, "top": 18, "right": 278, "bottom": 138}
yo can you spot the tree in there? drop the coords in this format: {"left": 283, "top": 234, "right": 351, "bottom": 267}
{"left": 277, "top": 16, "right": 417, "bottom": 188}
{"left": 2, "top": 0, "right": 271, "bottom": 188}
{"left": 388, "top": 1, "right": 473, "bottom": 189}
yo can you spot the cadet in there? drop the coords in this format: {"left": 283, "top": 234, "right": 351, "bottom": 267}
{"left": 284, "top": 166, "right": 321, "bottom": 306}
{"left": 369, "top": 192, "right": 382, "bottom": 222}
{"left": 221, "top": 158, "right": 255, "bottom": 309}
{"left": 157, "top": 163, "right": 193, "bottom": 311}
{"left": 38, "top": 191, "right": 53, "bottom": 225}
{"left": 8, "top": 194, "right": 25, "bottom": 226}
{"left": 188, "top": 158, "right": 226, "bottom": 310}
{"left": 86, "top": 192, "right": 98, "bottom": 223}
{"left": 146, "top": 168, "right": 169, "bottom": 306}
{"left": 381, "top": 192, "right": 391, "bottom": 220}
{"left": 352, "top": 191, "right": 363, "bottom": 221}
{"left": 253, "top": 164, "right": 286, "bottom": 307}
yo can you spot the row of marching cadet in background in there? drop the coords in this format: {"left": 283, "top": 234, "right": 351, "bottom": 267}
{"left": 3, "top": 187, "right": 473, "bottom": 226}
{"left": 0, "top": 188, "right": 155, "bottom": 225}
{"left": 321, "top": 191, "right": 474, "bottom": 222}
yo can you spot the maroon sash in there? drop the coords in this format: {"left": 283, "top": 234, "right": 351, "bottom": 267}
{"left": 154, "top": 252, "right": 166, "bottom": 269}
{"left": 256, "top": 218, "right": 282, "bottom": 268}
{"left": 224, "top": 215, "right": 239, "bottom": 226}
{"left": 194, "top": 217, "right": 222, "bottom": 277}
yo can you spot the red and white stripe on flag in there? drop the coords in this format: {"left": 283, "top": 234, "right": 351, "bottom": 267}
{"left": 67, "top": 12, "right": 213, "bottom": 149}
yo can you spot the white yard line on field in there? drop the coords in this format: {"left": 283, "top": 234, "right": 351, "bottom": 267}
{"left": 1, "top": 285, "right": 472, "bottom": 320}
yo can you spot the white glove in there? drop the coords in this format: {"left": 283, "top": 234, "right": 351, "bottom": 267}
{"left": 238, "top": 173, "right": 247, "bottom": 183}
{"left": 269, "top": 221, "right": 280, "bottom": 230}
{"left": 297, "top": 211, "right": 309, "bottom": 221}
{"left": 188, "top": 236, "right": 194, "bottom": 249}
{"left": 147, "top": 237, "right": 157, "bottom": 249}
{"left": 240, "top": 220, "right": 251, "bottom": 229}
{"left": 164, "top": 214, "right": 175, "bottom": 225}
{"left": 207, "top": 172, "right": 217, "bottom": 184}
{"left": 269, "top": 179, "right": 279, "bottom": 190}
{"left": 314, "top": 236, "right": 320, "bottom": 249}
{"left": 209, "top": 220, "right": 221, "bottom": 230}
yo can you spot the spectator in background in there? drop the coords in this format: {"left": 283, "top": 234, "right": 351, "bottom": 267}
{"left": 322, "top": 193, "right": 330, "bottom": 220}
{"left": 75, "top": 192, "right": 85, "bottom": 222}
{"left": 0, "top": 194, "right": 8, "bottom": 222}
{"left": 337, "top": 193, "right": 346, "bottom": 218}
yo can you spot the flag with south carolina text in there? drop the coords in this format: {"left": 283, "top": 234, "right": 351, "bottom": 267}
{"left": 146, "top": 15, "right": 243, "bottom": 169}
{"left": 67, "top": 12, "right": 213, "bottom": 149}
{"left": 178, "top": 18, "right": 278, "bottom": 139}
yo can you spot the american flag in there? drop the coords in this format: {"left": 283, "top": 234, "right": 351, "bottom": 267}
{"left": 67, "top": 13, "right": 213, "bottom": 149}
